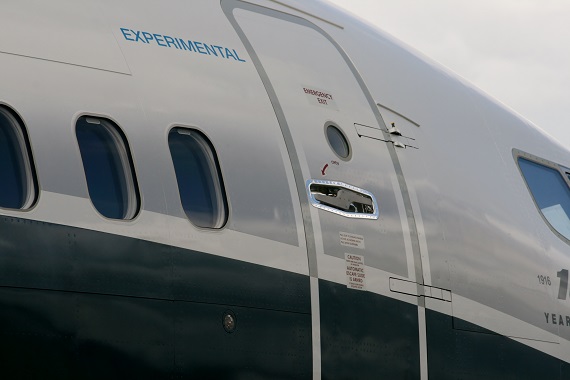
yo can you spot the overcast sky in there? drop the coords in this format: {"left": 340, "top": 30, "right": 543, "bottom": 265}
{"left": 327, "top": 0, "right": 570, "bottom": 150}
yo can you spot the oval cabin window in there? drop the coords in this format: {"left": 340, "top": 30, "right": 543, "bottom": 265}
{"left": 76, "top": 116, "right": 140, "bottom": 220}
{"left": 168, "top": 128, "right": 228, "bottom": 229}
{"left": 0, "top": 107, "right": 38, "bottom": 210}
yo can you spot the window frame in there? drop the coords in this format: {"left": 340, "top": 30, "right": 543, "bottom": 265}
{"left": 0, "top": 105, "right": 39, "bottom": 211}
{"left": 75, "top": 115, "right": 141, "bottom": 221}
{"left": 514, "top": 148, "right": 570, "bottom": 245}
{"left": 167, "top": 126, "right": 229, "bottom": 230}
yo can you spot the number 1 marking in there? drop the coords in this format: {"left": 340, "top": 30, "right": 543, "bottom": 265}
{"left": 557, "top": 269, "right": 569, "bottom": 300}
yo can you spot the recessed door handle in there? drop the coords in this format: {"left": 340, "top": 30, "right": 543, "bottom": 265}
{"left": 307, "top": 180, "right": 379, "bottom": 219}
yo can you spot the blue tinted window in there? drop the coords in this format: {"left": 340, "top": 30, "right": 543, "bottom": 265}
{"left": 519, "top": 158, "right": 570, "bottom": 240}
{"left": 168, "top": 128, "right": 227, "bottom": 228}
{"left": 76, "top": 117, "right": 139, "bottom": 220}
{"left": 0, "top": 108, "right": 36, "bottom": 209}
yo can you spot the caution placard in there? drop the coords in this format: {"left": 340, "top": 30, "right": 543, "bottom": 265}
{"left": 345, "top": 253, "right": 366, "bottom": 291}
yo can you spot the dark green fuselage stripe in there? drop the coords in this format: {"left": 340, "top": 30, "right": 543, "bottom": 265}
{"left": 318, "top": 279, "right": 421, "bottom": 379}
{"left": 0, "top": 215, "right": 568, "bottom": 378}
{"left": 0, "top": 216, "right": 312, "bottom": 378}
{"left": 426, "top": 309, "right": 569, "bottom": 379}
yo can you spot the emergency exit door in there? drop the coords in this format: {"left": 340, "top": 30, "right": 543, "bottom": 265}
{"left": 224, "top": 1, "right": 423, "bottom": 378}
{"left": 230, "top": 3, "right": 413, "bottom": 279}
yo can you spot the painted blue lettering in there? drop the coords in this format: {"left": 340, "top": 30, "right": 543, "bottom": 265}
{"left": 120, "top": 28, "right": 134, "bottom": 41}
{"left": 225, "top": 48, "right": 236, "bottom": 60}
{"left": 132, "top": 30, "right": 145, "bottom": 43}
{"left": 567, "top": 316, "right": 570, "bottom": 326}
{"left": 142, "top": 32, "right": 154, "bottom": 44}
{"left": 120, "top": 27, "right": 244, "bottom": 64}
{"left": 545, "top": 312, "right": 549, "bottom": 323}
{"left": 205, "top": 44, "right": 218, "bottom": 56}
{"left": 178, "top": 39, "right": 196, "bottom": 52}
{"left": 194, "top": 42, "right": 207, "bottom": 54}
{"left": 178, "top": 39, "right": 189, "bottom": 51}
{"left": 163, "top": 36, "right": 178, "bottom": 49}
{"left": 154, "top": 34, "right": 167, "bottom": 47}
{"left": 552, "top": 313, "right": 557, "bottom": 324}
{"left": 233, "top": 49, "right": 246, "bottom": 62}
{"left": 560, "top": 315, "right": 565, "bottom": 325}
{"left": 214, "top": 46, "right": 225, "bottom": 58}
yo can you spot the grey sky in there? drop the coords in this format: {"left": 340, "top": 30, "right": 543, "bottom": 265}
{"left": 327, "top": 0, "right": 570, "bottom": 150}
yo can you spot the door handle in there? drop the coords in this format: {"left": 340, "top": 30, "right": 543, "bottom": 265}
{"left": 307, "top": 180, "right": 379, "bottom": 219}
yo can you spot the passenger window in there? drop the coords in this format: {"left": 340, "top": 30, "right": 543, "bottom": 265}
{"left": 0, "top": 107, "right": 37, "bottom": 210}
{"left": 76, "top": 116, "right": 140, "bottom": 220}
{"left": 168, "top": 128, "right": 227, "bottom": 229}
{"left": 518, "top": 157, "right": 570, "bottom": 240}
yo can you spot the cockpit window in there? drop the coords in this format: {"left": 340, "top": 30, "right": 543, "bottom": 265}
{"left": 518, "top": 157, "right": 570, "bottom": 240}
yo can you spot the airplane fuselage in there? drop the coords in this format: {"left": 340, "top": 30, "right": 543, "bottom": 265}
{"left": 0, "top": 0, "right": 569, "bottom": 378}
